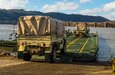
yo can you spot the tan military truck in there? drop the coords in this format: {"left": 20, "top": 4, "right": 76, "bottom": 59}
{"left": 17, "top": 16, "right": 66, "bottom": 62}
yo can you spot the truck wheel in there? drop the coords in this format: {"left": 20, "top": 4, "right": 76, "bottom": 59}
{"left": 61, "top": 46, "right": 66, "bottom": 55}
{"left": 23, "top": 53, "right": 31, "bottom": 61}
{"left": 51, "top": 45, "right": 57, "bottom": 62}
{"left": 18, "top": 51, "right": 23, "bottom": 59}
{"left": 45, "top": 53, "right": 51, "bottom": 62}
{"left": 45, "top": 45, "right": 57, "bottom": 63}
{"left": 61, "top": 39, "right": 66, "bottom": 55}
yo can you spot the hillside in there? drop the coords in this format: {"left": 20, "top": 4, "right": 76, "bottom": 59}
{"left": 0, "top": 9, "right": 110, "bottom": 24}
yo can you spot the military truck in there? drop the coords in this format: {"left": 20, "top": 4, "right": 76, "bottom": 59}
{"left": 17, "top": 16, "right": 66, "bottom": 62}
{"left": 75, "top": 22, "right": 90, "bottom": 36}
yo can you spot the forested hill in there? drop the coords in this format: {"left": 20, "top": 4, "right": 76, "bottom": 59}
{"left": 0, "top": 9, "right": 110, "bottom": 24}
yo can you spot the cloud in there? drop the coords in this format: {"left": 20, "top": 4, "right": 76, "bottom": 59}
{"left": 80, "top": 0, "right": 91, "bottom": 3}
{"left": 72, "top": 1, "right": 115, "bottom": 18}
{"left": 79, "top": 8, "right": 101, "bottom": 15}
{"left": 108, "top": 11, "right": 115, "bottom": 20}
{"left": 41, "top": 1, "right": 78, "bottom": 12}
{"left": 104, "top": 12, "right": 115, "bottom": 20}
{"left": 0, "top": 0, "right": 28, "bottom": 9}
{"left": 103, "top": 1, "right": 115, "bottom": 11}
{"left": 111, "top": 11, "right": 115, "bottom": 16}
{"left": 79, "top": 1, "right": 115, "bottom": 20}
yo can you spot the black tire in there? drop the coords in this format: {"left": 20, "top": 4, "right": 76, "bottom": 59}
{"left": 18, "top": 51, "right": 23, "bottom": 59}
{"left": 61, "top": 39, "right": 66, "bottom": 55}
{"left": 51, "top": 45, "right": 57, "bottom": 63}
{"left": 45, "top": 45, "right": 57, "bottom": 63}
{"left": 61, "top": 47, "right": 66, "bottom": 55}
{"left": 45, "top": 53, "right": 51, "bottom": 62}
{"left": 23, "top": 53, "right": 31, "bottom": 61}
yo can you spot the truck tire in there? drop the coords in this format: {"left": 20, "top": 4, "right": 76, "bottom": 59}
{"left": 61, "top": 39, "right": 66, "bottom": 55}
{"left": 45, "top": 45, "right": 57, "bottom": 63}
{"left": 51, "top": 45, "right": 57, "bottom": 62}
{"left": 45, "top": 53, "right": 51, "bottom": 62}
{"left": 18, "top": 51, "right": 23, "bottom": 59}
{"left": 23, "top": 53, "right": 31, "bottom": 61}
{"left": 61, "top": 47, "right": 66, "bottom": 55}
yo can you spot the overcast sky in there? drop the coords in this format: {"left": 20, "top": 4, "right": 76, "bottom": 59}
{"left": 0, "top": 0, "right": 115, "bottom": 20}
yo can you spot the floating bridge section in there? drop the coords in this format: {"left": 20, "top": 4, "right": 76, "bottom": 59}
{"left": 61, "top": 33, "right": 98, "bottom": 62}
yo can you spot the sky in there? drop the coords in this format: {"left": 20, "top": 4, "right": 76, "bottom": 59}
{"left": 0, "top": 0, "right": 115, "bottom": 20}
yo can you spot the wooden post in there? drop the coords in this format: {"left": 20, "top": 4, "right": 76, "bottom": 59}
{"left": 94, "top": 22, "right": 96, "bottom": 27}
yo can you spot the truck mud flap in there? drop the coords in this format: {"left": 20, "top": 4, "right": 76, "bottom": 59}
{"left": 18, "top": 51, "right": 23, "bottom": 59}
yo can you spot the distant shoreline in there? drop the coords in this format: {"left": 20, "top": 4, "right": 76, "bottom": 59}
{"left": 0, "top": 23, "right": 17, "bottom": 25}
{"left": 0, "top": 21, "right": 17, "bottom": 25}
{"left": 0, "top": 24, "right": 17, "bottom": 25}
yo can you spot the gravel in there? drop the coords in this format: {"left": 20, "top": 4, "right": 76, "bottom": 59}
{"left": 0, "top": 57, "right": 29, "bottom": 68}
{"left": 0, "top": 61, "right": 112, "bottom": 75}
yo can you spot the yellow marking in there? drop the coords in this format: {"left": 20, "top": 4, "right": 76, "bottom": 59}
{"left": 67, "top": 36, "right": 83, "bottom": 48}
{"left": 79, "top": 37, "right": 90, "bottom": 53}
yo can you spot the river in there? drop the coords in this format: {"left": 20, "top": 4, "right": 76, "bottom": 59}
{"left": 0, "top": 24, "right": 17, "bottom": 40}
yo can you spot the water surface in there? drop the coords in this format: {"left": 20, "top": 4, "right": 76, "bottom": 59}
{"left": 0, "top": 24, "right": 17, "bottom": 40}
